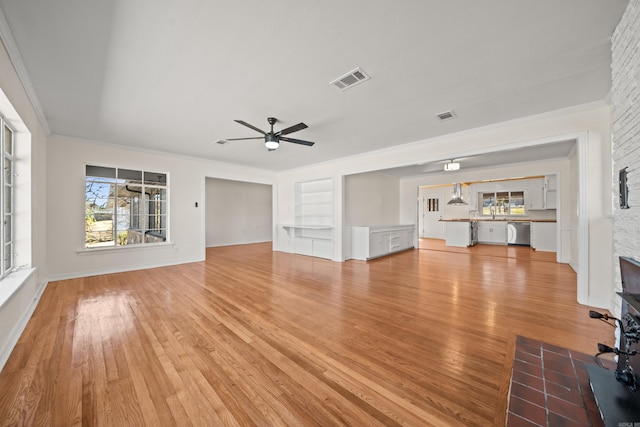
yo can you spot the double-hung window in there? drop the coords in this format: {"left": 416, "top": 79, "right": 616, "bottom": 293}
{"left": 85, "top": 166, "right": 168, "bottom": 248}
{"left": 0, "top": 116, "right": 14, "bottom": 276}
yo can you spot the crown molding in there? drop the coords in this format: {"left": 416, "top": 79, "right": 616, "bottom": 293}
{"left": 0, "top": 5, "right": 51, "bottom": 135}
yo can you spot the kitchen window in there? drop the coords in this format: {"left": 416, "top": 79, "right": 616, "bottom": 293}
{"left": 481, "top": 191, "right": 525, "bottom": 216}
{"left": 85, "top": 166, "right": 168, "bottom": 248}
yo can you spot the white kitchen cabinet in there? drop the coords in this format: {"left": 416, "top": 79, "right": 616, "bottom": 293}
{"left": 527, "top": 178, "right": 545, "bottom": 210}
{"left": 468, "top": 184, "right": 478, "bottom": 211}
{"left": 445, "top": 222, "right": 472, "bottom": 247}
{"left": 477, "top": 221, "right": 507, "bottom": 244}
{"left": 530, "top": 222, "right": 556, "bottom": 252}
{"left": 351, "top": 225, "right": 415, "bottom": 260}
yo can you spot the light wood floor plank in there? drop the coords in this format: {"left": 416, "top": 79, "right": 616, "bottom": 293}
{"left": 0, "top": 241, "right": 615, "bottom": 426}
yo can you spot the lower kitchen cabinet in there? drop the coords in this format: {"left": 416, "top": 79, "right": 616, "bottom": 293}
{"left": 530, "top": 222, "right": 556, "bottom": 252}
{"left": 477, "top": 221, "right": 507, "bottom": 244}
{"left": 351, "top": 225, "right": 415, "bottom": 260}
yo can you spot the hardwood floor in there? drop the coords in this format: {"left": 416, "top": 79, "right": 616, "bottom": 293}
{"left": 0, "top": 241, "right": 614, "bottom": 426}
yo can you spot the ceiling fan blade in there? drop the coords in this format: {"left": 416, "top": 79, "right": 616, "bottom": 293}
{"left": 281, "top": 136, "right": 315, "bottom": 146}
{"left": 234, "top": 120, "right": 266, "bottom": 135}
{"left": 277, "top": 122, "right": 308, "bottom": 136}
{"left": 224, "top": 137, "right": 265, "bottom": 141}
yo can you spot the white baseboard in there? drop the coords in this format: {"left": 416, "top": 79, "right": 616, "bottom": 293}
{"left": 569, "top": 260, "right": 578, "bottom": 274}
{"left": 47, "top": 256, "right": 205, "bottom": 282}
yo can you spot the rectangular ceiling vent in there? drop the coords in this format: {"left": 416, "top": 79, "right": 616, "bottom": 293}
{"left": 330, "top": 67, "right": 371, "bottom": 91}
{"left": 436, "top": 110, "right": 456, "bottom": 121}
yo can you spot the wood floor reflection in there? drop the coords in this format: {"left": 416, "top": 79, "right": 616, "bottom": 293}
{"left": 0, "top": 242, "right": 613, "bottom": 426}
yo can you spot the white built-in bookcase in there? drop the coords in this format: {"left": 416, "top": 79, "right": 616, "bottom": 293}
{"left": 283, "top": 178, "right": 333, "bottom": 259}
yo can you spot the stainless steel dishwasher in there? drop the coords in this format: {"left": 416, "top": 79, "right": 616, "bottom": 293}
{"left": 507, "top": 222, "right": 531, "bottom": 246}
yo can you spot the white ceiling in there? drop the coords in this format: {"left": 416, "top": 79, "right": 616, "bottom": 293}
{"left": 0, "top": 0, "right": 628, "bottom": 172}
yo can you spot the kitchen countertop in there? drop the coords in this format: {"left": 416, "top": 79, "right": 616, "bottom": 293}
{"left": 439, "top": 218, "right": 556, "bottom": 223}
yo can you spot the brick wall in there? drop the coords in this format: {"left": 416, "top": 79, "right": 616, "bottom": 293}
{"left": 612, "top": 0, "right": 640, "bottom": 295}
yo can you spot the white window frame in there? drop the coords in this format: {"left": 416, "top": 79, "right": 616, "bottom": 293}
{"left": 84, "top": 165, "right": 169, "bottom": 249}
{"left": 0, "top": 115, "right": 14, "bottom": 277}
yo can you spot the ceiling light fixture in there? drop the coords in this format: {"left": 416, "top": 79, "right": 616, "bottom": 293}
{"left": 265, "top": 134, "right": 280, "bottom": 150}
{"left": 444, "top": 161, "right": 460, "bottom": 172}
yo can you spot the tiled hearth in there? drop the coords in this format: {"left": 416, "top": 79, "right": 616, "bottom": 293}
{"left": 506, "top": 335, "right": 614, "bottom": 427}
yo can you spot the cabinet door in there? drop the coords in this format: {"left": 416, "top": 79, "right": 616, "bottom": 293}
{"left": 368, "top": 233, "right": 386, "bottom": 258}
{"left": 527, "top": 178, "right": 544, "bottom": 209}
{"left": 492, "top": 223, "right": 507, "bottom": 244}
{"left": 477, "top": 223, "right": 492, "bottom": 243}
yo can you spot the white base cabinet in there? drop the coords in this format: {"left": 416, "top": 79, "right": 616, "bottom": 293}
{"left": 445, "top": 222, "right": 471, "bottom": 247}
{"left": 530, "top": 222, "right": 556, "bottom": 252}
{"left": 477, "top": 221, "right": 507, "bottom": 245}
{"left": 351, "top": 225, "right": 415, "bottom": 260}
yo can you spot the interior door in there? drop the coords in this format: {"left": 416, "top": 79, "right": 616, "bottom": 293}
{"left": 420, "top": 191, "right": 444, "bottom": 239}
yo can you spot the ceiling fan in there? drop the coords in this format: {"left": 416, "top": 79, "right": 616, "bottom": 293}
{"left": 217, "top": 117, "right": 315, "bottom": 151}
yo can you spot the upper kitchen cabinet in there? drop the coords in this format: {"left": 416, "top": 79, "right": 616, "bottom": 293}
{"left": 544, "top": 175, "right": 557, "bottom": 209}
{"left": 467, "top": 184, "right": 478, "bottom": 211}
{"left": 527, "top": 178, "right": 545, "bottom": 210}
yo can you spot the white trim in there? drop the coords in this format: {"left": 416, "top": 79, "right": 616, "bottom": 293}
{"left": 77, "top": 241, "right": 175, "bottom": 255}
{"left": 47, "top": 256, "right": 204, "bottom": 282}
{"left": 0, "top": 267, "right": 36, "bottom": 309}
{"left": 0, "top": 6, "right": 50, "bottom": 135}
{"left": 576, "top": 131, "right": 590, "bottom": 304}
{"left": 0, "top": 278, "right": 46, "bottom": 372}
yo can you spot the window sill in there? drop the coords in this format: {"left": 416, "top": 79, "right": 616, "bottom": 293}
{"left": 77, "top": 242, "right": 175, "bottom": 255}
{"left": 0, "top": 267, "right": 37, "bottom": 309}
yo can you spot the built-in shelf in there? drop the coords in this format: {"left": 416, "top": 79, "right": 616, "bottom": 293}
{"left": 282, "top": 178, "right": 334, "bottom": 259}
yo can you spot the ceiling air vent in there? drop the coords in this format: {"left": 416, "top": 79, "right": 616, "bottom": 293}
{"left": 330, "top": 67, "right": 371, "bottom": 91}
{"left": 436, "top": 110, "right": 456, "bottom": 121}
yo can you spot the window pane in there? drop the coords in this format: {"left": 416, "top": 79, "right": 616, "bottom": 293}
{"left": 144, "top": 171, "right": 166, "bottom": 185}
{"left": 86, "top": 165, "right": 116, "bottom": 179}
{"left": 4, "top": 214, "right": 10, "bottom": 244}
{"left": 4, "top": 184, "right": 11, "bottom": 213}
{"left": 118, "top": 168, "right": 142, "bottom": 184}
{"left": 510, "top": 191, "right": 525, "bottom": 215}
{"left": 482, "top": 193, "right": 495, "bottom": 215}
{"left": 4, "top": 155, "right": 11, "bottom": 186}
{"left": 496, "top": 192, "right": 509, "bottom": 215}
{"left": 4, "top": 242, "right": 12, "bottom": 272}
{"left": 85, "top": 181, "right": 115, "bottom": 247}
{"left": 4, "top": 125, "right": 12, "bottom": 156}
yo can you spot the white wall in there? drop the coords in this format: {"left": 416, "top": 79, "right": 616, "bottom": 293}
{"left": 345, "top": 172, "right": 400, "bottom": 226}
{"left": 612, "top": 0, "right": 640, "bottom": 315}
{"left": 47, "top": 135, "right": 275, "bottom": 280}
{"left": 275, "top": 105, "right": 612, "bottom": 306}
{"left": 205, "top": 178, "right": 272, "bottom": 247}
{"left": 0, "top": 37, "right": 48, "bottom": 371}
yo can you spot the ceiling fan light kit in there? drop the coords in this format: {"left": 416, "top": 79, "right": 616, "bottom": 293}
{"left": 220, "top": 117, "right": 315, "bottom": 151}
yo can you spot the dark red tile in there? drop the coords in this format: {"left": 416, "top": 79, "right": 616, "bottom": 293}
{"left": 547, "top": 411, "right": 587, "bottom": 427}
{"left": 583, "top": 392, "right": 599, "bottom": 414}
{"left": 543, "top": 349, "right": 570, "bottom": 364}
{"left": 542, "top": 342, "right": 571, "bottom": 357}
{"left": 518, "top": 342, "right": 542, "bottom": 357}
{"left": 508, "top": 395, "right": 546, "bottom": 426}
{"left": 569, "top": 350, "right": 596, "bottom": 365}
{"left": 543, "top": 358, "right": 576, "bottom": 377}
{"left": 517, "top": 336, "right": 542, "bottom": 348}
{"left": 506, "top": 412, "right": 542, "bottom": 427}
{"left": 515, "top": 349, "right": 542, "bottom": 367}
{"left": 547, "top": 395, "right": 589, "bottom": 425}
{"left": 514, "top": 359, "right": 543, "bottom": 378}
{"left": 587, "top": 410, "right": 604, "bottom": 427}
{"left": 544, "top": 369, "right": 579, "bottom": 390}
{"left": 510, "top": 381, "right": 546, "bottom": 407}
{"left": 513, "top": 369, "right": 544, "bottom": 390}
{"left": 544, "top": 380, "right": 583, "bottom": 406}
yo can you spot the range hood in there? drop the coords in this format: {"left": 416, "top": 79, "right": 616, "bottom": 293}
{"left": 447, "top": 183, "right": 468, "bottom": 205}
